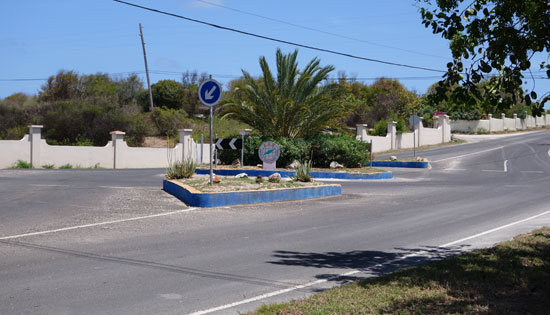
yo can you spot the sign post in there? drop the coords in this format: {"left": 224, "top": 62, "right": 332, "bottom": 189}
{"left": 409, "top": 115, "right": 420, "bottom": 158}
{"left": 198, "top": 77, "right": 223, "bottom": 185}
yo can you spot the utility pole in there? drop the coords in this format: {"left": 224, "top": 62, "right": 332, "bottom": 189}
{"left": 139, "top": 23, "right": 154, "bottom": 112}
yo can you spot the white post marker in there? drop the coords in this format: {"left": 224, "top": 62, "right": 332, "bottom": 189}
{"left": 198, "top": 77, "right": 223, "bottom": 185}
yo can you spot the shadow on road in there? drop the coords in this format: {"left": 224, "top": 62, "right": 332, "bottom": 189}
{"left": 268, "top": 245, "right": 469, "bottom": 285}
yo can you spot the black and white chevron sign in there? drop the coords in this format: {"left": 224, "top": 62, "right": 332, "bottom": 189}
{"left": 215, "top": 138, "right": 243, "bottom": 150}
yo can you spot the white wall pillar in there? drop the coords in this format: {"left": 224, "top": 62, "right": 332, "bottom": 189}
{"left": 28, "top": 125, "right": 43, "bottom": 167}
{"left": 501, "top": 113, "right": 506, "bottom": 130}
{"left": 513, "top": 113, "right": 519, "bottom": 130}
{"left": 179, "top": 129, "right": 193, "bottom": 162}
{"left": 387, "top": 121, "right": 397, "bottom": 150}
{"left": 416, "top": 117, "right": 423, "bottom": 147}
{"left": 110, "top": 131, "right": 126, "bottom": 169}
{"left": 438, "top": 115, "right": 450, "bottom": 143}
{"left": 356, "top": 124, "right": 368, "bottom": 141}
{"left": 488, "top": 114, "right": 493, "bottom": 132}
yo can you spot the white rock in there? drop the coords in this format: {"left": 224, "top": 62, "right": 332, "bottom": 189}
{"left": 235, "top": 173, "right": 248, "bottom": 178}
{"left": 390, "top": 156, "right": 397, "bottom": 161}
{"left": 287, "top": 160, "right": 301, "bottom": 169}
{"left": 268, "top": 173, "right": 281, "bottom": 183}
{"left": 330, "top": 161, "right": 344, "bottom": 169}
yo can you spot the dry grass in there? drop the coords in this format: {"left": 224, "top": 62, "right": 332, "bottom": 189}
{"left": 177, "top": 175, "right": 323, "bottom": 193}
{"left": 253, "top": 227, "right": 550, "bottom": 314}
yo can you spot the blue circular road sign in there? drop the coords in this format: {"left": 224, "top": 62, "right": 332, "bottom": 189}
{"left": 198, "top": 79, "right": 223, "bottom": 107}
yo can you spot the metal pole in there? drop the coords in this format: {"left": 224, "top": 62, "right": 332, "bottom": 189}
{"left": 369, "top": 139, "right": 373, "bottom": 167}
{"left": 209, "top": 107, "right": 213, "bottom": 185}
{"left": 241, "top": 134, "right": 244, "bottom": 167}
{"left": 215, "top": 133, "right": 218, "bottom": 166}
{"left": 413, "top": 129, "right": 416, "bottom": 158}
{"left": 139, "top": 23, "right": 154, "bottom": 112}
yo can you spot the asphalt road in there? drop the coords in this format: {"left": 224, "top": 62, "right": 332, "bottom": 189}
{"left": 1, "top": 130, "right": 549, "bottom": 314}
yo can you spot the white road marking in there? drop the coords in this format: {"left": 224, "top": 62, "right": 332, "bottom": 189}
{"left": 441, "top": 168, "right": 468, "bottom": 171}
{"left": 187, "top": 271, "right": 361, "bottom": 315}
{"left": 187, "top": 209, "right": 550, "bottom": 315}
{"left": 0, "top": 208, "right": 197, "bottom": 241}
{"left": 431, "top": 146, "right": 504, "bottom": 163}
{"left": 521, "top": 171, "right": 545, "bottom": 174}
{"left": 481, "top": 160, "right": 508, "bottom": 173}
{"left": 440, "top": 209, "right": 550, "bottom": 247}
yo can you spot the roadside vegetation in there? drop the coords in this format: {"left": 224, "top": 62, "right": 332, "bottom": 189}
{"left": 253, "top": 227, "right": 550, "bottom": 314}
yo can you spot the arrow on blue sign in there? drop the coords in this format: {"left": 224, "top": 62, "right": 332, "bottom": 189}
{"left": 199, "top": 79, "right": 222, "bottom": 107}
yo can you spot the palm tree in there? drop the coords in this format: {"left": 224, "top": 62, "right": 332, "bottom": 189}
{"left": 222, "top": 49, "right": 347, "bottom": 138}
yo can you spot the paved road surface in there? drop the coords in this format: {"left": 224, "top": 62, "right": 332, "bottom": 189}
{"left": 1, "top": 130, "right": 549, "bottom": 314}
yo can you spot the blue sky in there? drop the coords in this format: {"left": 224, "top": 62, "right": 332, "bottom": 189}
{"left": 1, "top": 0, "right": 548, "bottom": 105}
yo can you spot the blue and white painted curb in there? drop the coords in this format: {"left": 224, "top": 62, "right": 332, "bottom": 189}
{"left": 195, "top": 168, "right": 392, "bottom": 180}
{"left": 369, "top": 161, "right": 429, "bottom": 168}
{"left": 163, "top": 179, "right": 342, "bottom": 207}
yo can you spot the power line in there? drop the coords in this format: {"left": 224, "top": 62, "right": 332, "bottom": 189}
{"left": 112, "top": 0, "right": 446, "bottom": 73}
{"left": 195, "top": 0, "right": 448, "bottom": 60}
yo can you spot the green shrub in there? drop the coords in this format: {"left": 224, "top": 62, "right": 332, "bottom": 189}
{"left": 151, "top": 107, "right": 188, "bottom": 137}
{"left": 218, "top": 136, "right": 309, "bottom": 167}
{"left": 370, "top": 118, "right": 408, "bottom": 136}
{"left": 219, "top": 134, "right": 369, "bottom": 168}
{"left": 295, "top": 160, "right": 312, "bottom": 182}
{"left": 166, "top": 158, "right": 197, "bottom": 179}
{"left": 309, "top": 134, "right": 370, "bottom": 168}
{"left": 371, "top": 120, "right": 388, "bottom": 136}
{"left": 450, "top": 109, "right": 482, "bottom": 120}
{"left": 59, "top": 163, "right": 73, "bottom": 169}
{"left": 11, "top": 160, "right": 32, "bottom": 169}
{"left": 42, "top": 164, "right": 55, "bottom": 169}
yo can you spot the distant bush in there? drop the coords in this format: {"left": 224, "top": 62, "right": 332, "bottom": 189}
{"left": 219, "top": 134, "right": 369, "bottom": 168}
{"left": 218, "top": 136, "right": 310, "bottom": 167}
{"left": 310, "top": 134, "right": 369, "bottom": 168}
{"left": 450, "top": 109, "right": 482, "bottom": 121}
{"left": 370, "top": 118, "right": 408, "bottom": 136}
{"left": 39, "top": 101, "right": 151, "bottom": 146}
{"left": 151, "top": 107, "right": 188, "bottom": 137}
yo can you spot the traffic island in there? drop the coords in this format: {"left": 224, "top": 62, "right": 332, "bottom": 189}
{"left": 163, "top": 177, "right": 342, "bottom": 207}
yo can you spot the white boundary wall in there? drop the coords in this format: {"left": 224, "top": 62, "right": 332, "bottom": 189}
{"left": 0, "top": 126, "right": 209, "bottom": 169}
{"left": 0, "top": 135, "right": 30, "bottom": 167}
{"left": 356, "top": 115, "right": 451, "bottom": 153}
{"left": 450, "top": 113, "right": 549, "bottom": 133}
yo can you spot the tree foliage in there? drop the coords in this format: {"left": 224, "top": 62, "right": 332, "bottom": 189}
{"left": 222, "top": 49, "right": 348, "bottom": 138}
{"left": 418, "top": 0, "right": 550, "bottom": 113}
{"left": 149, "top": 80, "right": 185, "bottom": 110}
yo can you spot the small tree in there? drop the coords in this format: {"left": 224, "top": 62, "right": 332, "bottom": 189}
{"left": 222, "top": 49, "right": 348, "bottom": 138}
